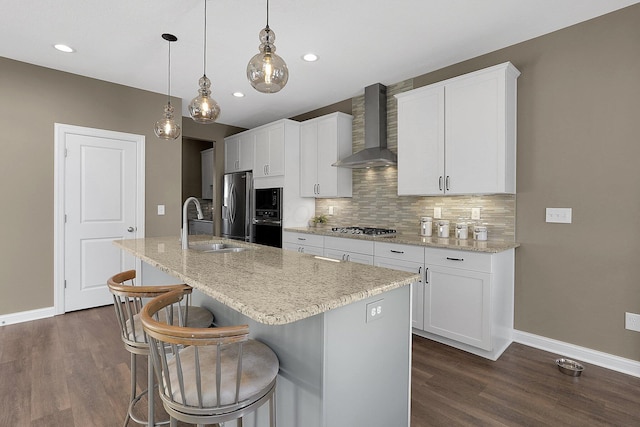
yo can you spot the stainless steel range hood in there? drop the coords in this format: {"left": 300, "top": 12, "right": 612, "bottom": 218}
{"left": 332, "top": 83, "right": 397, "bottom": 168}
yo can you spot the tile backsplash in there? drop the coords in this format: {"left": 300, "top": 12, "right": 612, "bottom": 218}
{"left": 314, "top": 79, "right": 516, "bottom": 242}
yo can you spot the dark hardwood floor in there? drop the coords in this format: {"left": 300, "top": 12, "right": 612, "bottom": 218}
{"left": 2, "top": 305, "right": 640, "bottom": 426}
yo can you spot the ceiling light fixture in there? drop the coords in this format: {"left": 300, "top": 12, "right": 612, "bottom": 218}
{"left": 302, "top": 53, "right": 318, "bottom": 62}
{"left": 188, "top": 0, "right": 220, "bottom": 124}
{"left": 154, "top": 33, "right": 181, "bottom": 140}
{"left": 246, "top": 0, "right": 288, "bottom": 93}
{"left": 54, "top": 44, "right": 74, "bottom": 53}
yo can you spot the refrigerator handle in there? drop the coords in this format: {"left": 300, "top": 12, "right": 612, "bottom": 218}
{"left": 229, "top": 183, "right": 236, "bottom": 224}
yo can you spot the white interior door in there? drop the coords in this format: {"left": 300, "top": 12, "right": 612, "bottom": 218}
{"left": 60, "top": 126, "right": 143, "bottom": 312}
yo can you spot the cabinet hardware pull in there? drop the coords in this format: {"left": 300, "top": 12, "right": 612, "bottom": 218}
{"left": 446, "top": 175, "right": 450, "bottom": 191}
{"left": 317, "top": 183, "right": 320, "bottom": 195}
{"left": 390, "top": 250, "right": 404, "bottom": 254}
{"left": 425, "top": 268, "right": 429, "bottom": 284}
{"left": 346, "top": 254, "right": 350, "bottom": 261}
{"left": 439, "top": 176, "right": 443, "bottom": 191}
{"left": 297, "top": 237, "right": 306, "bottom": 241}
{"left": 446, "top": 257, "right": 464, "bottom": 261}
{"left": 418, "top": 266, "right": 422, "bottom": 282}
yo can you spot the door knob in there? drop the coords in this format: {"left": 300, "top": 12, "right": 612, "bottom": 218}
{"left": 127, "top": 226, "right": 136, "bottom": 232}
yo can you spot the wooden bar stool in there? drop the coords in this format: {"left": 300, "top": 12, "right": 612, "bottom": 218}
{"left": 141, "top": 288, "right": 279, "bottom": 427}
{"left": 107, "top": 270, "right": 214, "bottom": 427}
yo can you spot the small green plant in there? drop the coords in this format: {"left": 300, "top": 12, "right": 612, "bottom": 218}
{"left": 311, "top": 214, "right": 328, "bottom": 224}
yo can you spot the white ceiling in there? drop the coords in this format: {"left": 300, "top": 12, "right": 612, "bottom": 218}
{"left": 1, "top": 0, "right": 638, "bottom": 129}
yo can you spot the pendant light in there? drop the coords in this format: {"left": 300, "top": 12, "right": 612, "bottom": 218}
{"left": 188, "top": 0, "right": 220, "bottom": 123}
{"left": 154, "top": 33, "right": 181, "bottom": 140}
{"left": 246, "top": 0, "right": 289, "bottom": 93}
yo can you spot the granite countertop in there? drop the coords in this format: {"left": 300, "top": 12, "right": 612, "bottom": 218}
{"left": 114, "top": 237, "right": 419, "bottom": 326}
{"left": 284, "top": 227, "right": 520, "bottom": 253}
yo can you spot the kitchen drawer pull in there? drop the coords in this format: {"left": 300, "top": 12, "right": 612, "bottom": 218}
{"left": 446, "top": 175, "right": 450, "bottom": 191}
{"left": 438, "top": 176, "right": 443, "bottom": 191}
{"left": 390, "top": 250, "right": 405, "bottom": 254}
{"left": 418, "top": 266, "right": 422, "bottom": 282}
{"left": 446, "top": 257, "right": 464, "bottom": 261}
{"left": 297, "top": 237, "right": 306, "bottom": 241}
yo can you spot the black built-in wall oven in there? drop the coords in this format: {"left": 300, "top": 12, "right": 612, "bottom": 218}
{"left": 252, "top": 187, "right": 282, "bottom": 248}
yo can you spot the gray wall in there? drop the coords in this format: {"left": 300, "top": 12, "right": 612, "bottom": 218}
{"left": 0, "top": 57, "right": 182, "bottom": 315}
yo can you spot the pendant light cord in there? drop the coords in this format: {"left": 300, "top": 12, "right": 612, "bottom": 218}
{"left": 167, "top": 39, "right": 172, "bottom": 106}
{"left": 203, "top": 0, "right": 207, "bottom": 77}
{"left": 266, "top": 0, "right": 269, "bottom": 27}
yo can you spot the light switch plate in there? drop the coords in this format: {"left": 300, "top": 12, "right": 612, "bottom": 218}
{"left": 157, "top": 204, "right": 165, "bottom": 215}
{"left": 545, "top": 207, "right": 572, "bottom": 223}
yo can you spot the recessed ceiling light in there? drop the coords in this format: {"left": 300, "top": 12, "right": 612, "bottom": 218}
{"left": 302, "top": 53, "right": 318, "bottom": 62}
{"left": 233, "top": 92, "right": 245, "bottom": 98}
{"left": 54, "top": 44, "right": 75, "bottom": 53}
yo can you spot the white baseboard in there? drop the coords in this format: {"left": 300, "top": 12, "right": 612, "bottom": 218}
{"left": 513, "top": 329, "right": 640, "bottom": 378}
{"left": 0, "top": 306, "right": 56, "bottom": 327}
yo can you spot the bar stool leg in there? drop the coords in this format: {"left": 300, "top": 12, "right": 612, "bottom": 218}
{"left": 148, "top": 359, "right": 155, "bottom": 426}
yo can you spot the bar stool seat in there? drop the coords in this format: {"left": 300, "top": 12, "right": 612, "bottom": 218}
{"left": 141, "top": 288, "right": 279, "bottom": 427}
{"left": 107, "top": 270, "right": 214, "bottom": 427}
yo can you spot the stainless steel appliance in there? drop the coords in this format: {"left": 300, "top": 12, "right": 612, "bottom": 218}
{"left": 253, "top": 187, "right": 282, "bottom": 248}
{"left": 222, "top": 171, "right": 253, "bottom": 242}
{"left": 331, "top": 226, "right": 397, "bottom": 237}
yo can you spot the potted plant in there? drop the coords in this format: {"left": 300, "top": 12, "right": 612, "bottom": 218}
{"left": 310, "top": 214, "right": 328, "bottom": 227}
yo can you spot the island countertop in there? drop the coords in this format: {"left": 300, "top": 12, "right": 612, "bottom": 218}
{"left": 114, "top": 236, "right": 419, "bottom": 326}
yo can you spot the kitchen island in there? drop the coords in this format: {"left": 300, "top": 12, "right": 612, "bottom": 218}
{"left": 115, "top": 236, "right": 419, "bottom": 427}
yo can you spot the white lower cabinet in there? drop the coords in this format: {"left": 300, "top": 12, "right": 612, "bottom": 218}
{"left": 374, "top": 242, "right": 425, "bottom": 330}
{"left": 282, "top": 231, "right": 324, "bottom": 256}
{"left": 323, "top": 236, "right": 373, "bottom": 265}
{"left": 422, "top": 247, "right": 514, "bottom": 360}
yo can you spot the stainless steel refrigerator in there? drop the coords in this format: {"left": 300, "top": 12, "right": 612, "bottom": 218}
{"left": 222, "top": 171, "right": 253, "bottom": 242}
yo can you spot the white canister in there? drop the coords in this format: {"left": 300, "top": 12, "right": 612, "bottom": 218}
{"left": 455, "top": 222, "right": 469, "bottom": 240}
{"left": 437, "top": 220, "right": 450, "bottom": 238}
{"left": 474, "top": 225, "right": 488, "bottom": 241}
{"left": 420, "top": 216, "right": 433, "bottom": 237}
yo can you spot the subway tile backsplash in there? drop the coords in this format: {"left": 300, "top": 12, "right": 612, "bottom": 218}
{"left": 314, "top": 79, "right": 516, "bottom": 242}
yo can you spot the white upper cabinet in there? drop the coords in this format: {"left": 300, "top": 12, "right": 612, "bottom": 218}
{"left": 300, "top": 112, "right": 353, "bottom": 198}
{"left": 224, "top": 133, "right": 254, "bottom": 173}
{"left": 254, "top": 121, "right": 285, "bottom": 178}
{"left": 395, "top": 62, "right": 520, "bottom": 196}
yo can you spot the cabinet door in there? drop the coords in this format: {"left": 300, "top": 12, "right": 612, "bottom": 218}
{"left": 224, "top": 136, "right": 240, "bottom": 172}
{"left": 424, "top": 265, "right": 491, "bottom": 350}
{"left": 238, "top": 133, "right": 255, "bottom": 171}
{"left": 375, "top": 257, "right": 424, "bottom": 330}
{"left": 316, "top": 118, "right": 338, "bottom": 197}
{"left": 396, "top": 85, "right": 445, "bottom": 196}
{"left": 445, "top": 70, "right": 504, "bottom": 195}
{"left": 253, "top": 128, "right": 269, "bottom": 178}
{"left": 201, "top": 149, "right": 214, "bottom": 199}
{"left": 300, "top": 122, "right": 318, "bottom": 197}
{"left": 267, "top": 123, "right": 285, "bottom": 176}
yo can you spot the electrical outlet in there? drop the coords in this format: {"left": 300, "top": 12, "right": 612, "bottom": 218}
{"left": 366, "top": 299, "right": 385, "bottom": 323}
{"left": 471, "top": 207, "right": 481, "bottom": 220}
{"left": 626, "top": 312, "right": 640, "bottom": 332}
{"left": 328, "top": 206, "right": 335, "bottom": 215}
{"left": 434, "top": 207, "right": 442, "bottom": 219}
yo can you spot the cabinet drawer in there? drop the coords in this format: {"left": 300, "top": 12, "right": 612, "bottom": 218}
{"left": 282, "top": 232, "right": 324, "bottom": 248}
{"left": 424, "top": 247, "right": 492, "bottom": 273}
{"left": 374, "top": 242, "right": 424, "bottom": 264}
{"left": 324, "top": 236, "right": 374, "bottom": 255}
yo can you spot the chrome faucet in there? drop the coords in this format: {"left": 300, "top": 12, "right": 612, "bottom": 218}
{"left": 182, "top": 197, "right": 204, "bottom": 250}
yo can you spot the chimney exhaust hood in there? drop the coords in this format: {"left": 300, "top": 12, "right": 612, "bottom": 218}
{"left": 332, "top": 83, "right": 397, "bottom": 169}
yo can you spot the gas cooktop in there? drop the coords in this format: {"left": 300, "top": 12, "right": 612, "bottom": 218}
{"left": 330, "top": 226, "right": 397, "bottom": 237}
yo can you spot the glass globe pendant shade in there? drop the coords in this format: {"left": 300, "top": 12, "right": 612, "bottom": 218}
{"left": 247, "top": 27, "right": 288, "bottom": 93}
{"left": 154, "top": 103, "right": 181, "bottom": 140}
{"left": 188, "top": 75, "right": 220, "bottom": 124}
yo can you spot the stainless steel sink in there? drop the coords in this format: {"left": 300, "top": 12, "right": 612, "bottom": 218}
{"left": 188, "top": 242, "right": 250, "bottom": 253}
